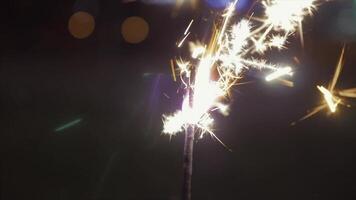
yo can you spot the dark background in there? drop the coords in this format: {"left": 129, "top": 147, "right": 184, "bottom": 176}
{"left": 2, "top": 0, "right": 356, "bottom": 199}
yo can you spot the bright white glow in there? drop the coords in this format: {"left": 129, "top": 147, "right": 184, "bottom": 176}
{"left": 266, "top": 67, "right": 293, "bottom": 81}
{"left": 269, "top": 35, "right": 287, "bottom": 50}
{"left": 163, "top": 0, "right": 324, "bottom": 136}
{"left": 263, "top": 0, "right": 317, "bottom": 32}
{"left": 190, "top": 42, "right": 206, "bottom": 59}
{"left": 176, "top": 59, "right": 191, "bottom": 77}
{"left": 317, "top": 86, "right": 339, "bottom": 113}
{"left": 215, "top": 103, "right": 230, "bottom": 116}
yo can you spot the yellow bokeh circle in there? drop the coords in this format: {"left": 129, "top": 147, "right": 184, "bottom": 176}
{"left": 68, "top": 11, "right": 95, "bottom": 39}
{"left": 121, "top": 16, "right": 149, "bottom": 44}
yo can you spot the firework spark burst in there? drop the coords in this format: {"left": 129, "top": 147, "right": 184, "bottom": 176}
{"left": 163, "top": 0, "right": 327, "bottom": 139}
{"left": 258, "top": 0, "right": 319, "bottom": 48}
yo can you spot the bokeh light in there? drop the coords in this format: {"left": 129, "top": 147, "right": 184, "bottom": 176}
{"left": 121, "top": 16, "right": 149, "bottom": 44}
{"left": 141, "top": 0, "right": 176, "bottom": 5}
{"left": 204, "top": 0, "right": 249, "bottom": 10}
{"left": 68, "top": 11, "right": 95, "bottom": 39}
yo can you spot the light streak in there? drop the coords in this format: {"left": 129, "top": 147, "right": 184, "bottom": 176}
{"left": 329, "top": 45, "right": 345, "bottom": 92}
{"left": 277, "top": 79, "right": 294, "bottom": 88}
{"left": 178, "top": 32, "right": 191, "bottom": 47}
{"left": 339, "top": 88, "right": 356, "bottom": 98}
{"left": 178, "top": 19, "right": 194, "bottom": 48}
{"left": 218, "top": 0, "right": 238, "bottom": 44}
{"left": 266, "top": 67, "right": 293, "bottom": 82}
{"left": 184, "top": 20, "right": 194, "bottom": 35}
{"left": 55, "top": 118, "right": 82, "bottom": 132}
{"left": 170, "top": 59, "right": 177, "bottom": 82}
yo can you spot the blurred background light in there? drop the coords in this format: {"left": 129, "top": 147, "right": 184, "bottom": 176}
{"left": 139, "top": 0, "right": 249, "bottom": 10}
{"left": 204, "top": 0, "right": 249, "bottom": 10}
{"left": 121, "top": 16, "right": 150, "bottom": 44}
{"left": 141, "top": 0, "right": 176, "bottom": 5}
{"left": 68, "top": 11, "right": 95, "bottom": 39}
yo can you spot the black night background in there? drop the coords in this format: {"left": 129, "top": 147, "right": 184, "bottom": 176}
{"left": 2, "top": 0, "right": 356, "bottom": 199}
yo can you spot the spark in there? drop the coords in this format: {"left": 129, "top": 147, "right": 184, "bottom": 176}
{"left": 176, "top": 59, "right": 191, "bottom": 77}
{"left": 269, "top": 35, "right": 287, "bottom": 50}
{"left": 266, "top": 67, "right": 293, "bottom": 82}
{"left": 177, "top": 20, "right": 194, "bottom": 48}
{"left": 247, "top": 0, "right": 319, "bottom": 52}
{"left": 163, "top": 111, "right": 186, "bottom": 134}
{"left": 317, "top": 85, "right": 340, "bottom": 113}
{"left": 218, "top": 0, "right": 238, "bottom": 44}
{"left": 163, "top": 93, "right": 171, "bottom": 99}
{"left": 263, "top": 0, "right": 317, "bottom": 32}
{"left": 277, "top": 79, "right": 294, "bottom": 88}
{"left": 178, "top": 32, "right": 191, "bottom": 47}
{"left": 163, "top": 0, "right": 327, "bottom": 138}
{"left": 189, "top": 42, "right": 206, "bottom": 59}
{"left": 339, "top": 88, "right": 356, "bottom": 98}
{"left": 294, "top": 47, "right": 356, "bottom": 124}
{"left": 170, "top": 59, "right": 177, "bottom": 82}
{"left": 184, "top": 20, "right": 194, "bottom": 35}
{"left": 329, "top": 44, "right": 345, "bottom": 92}
{"left": 215, "top": 103, "right": 230, "bottom": 116}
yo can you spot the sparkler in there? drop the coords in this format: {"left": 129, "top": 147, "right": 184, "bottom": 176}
{"left": 293, "top": 47, "right": 356, "bottom": 124}
{"left": 162, "top": 0, "right": 327, "bottom": 199}
{"left": 163, "top": 0, "right": 322, "bottom": 143}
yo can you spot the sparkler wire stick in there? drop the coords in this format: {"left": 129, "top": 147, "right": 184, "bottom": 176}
{"left": 182, "top": 121, "right": 194, "bottom": 200}
{"left": 182, "top": 72, "right": 195, "bottom": 200}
